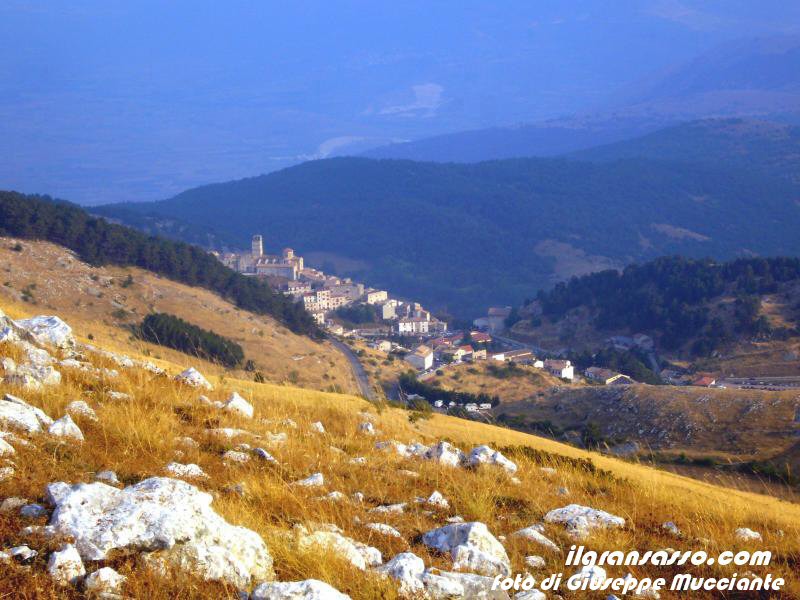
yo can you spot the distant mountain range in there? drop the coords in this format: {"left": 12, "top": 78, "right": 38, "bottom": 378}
{"left": 361, "top": 36, "right": 800, "bottom": 164}
{"left": 94, "top": 118, "right": 800, "bottom": 317}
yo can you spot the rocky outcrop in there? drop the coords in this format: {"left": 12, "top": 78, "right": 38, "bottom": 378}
{"left": 46, "top": 477, "right": 274, "bottom": 588}
{"left": 15, "top": 315, "right": 75, "bottom": 349}
{"left": 544, "top": 504, "right": 625, "bottom": 539}
{"left": 0, "top": 393, "right": 53, "bottom": 433}
{"left": 467, "top": 446, "right": 518, "bottom": 474}
{"left": 251, "top": 579, "right": 351, "bottom": 599}
{"left": 174, "top": 367, "right": 213, "bottom": 390}
{"left": 422, "top": 522, "right": 511, "bottom": 577}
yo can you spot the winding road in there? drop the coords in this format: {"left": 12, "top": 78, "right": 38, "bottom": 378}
{"left": 328, "top": 337, "right": 376, "bottom": 401}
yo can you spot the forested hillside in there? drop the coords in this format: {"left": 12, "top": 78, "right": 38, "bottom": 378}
{"left": 95, "top": 145, "right": 800, "bottom": 316}
{"left": 528, "top": 256, "right": 800, "bottom": 355}
{"left": 0, "top": 191, "right": 318, "bottom": 336}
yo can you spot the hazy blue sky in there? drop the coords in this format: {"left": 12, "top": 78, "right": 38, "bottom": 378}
{"left": 1, "top": 1, "right": 798, "bottom": 204}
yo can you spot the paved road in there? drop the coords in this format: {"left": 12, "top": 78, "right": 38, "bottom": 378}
{"left": 328, "top": 337, "right": 376, "bottom": 401}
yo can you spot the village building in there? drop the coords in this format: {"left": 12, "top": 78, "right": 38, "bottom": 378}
{"left": 405, "top": 345, "right": 434, "bottom": 371}
{"left": 372, "top": 339, "right": 392, "bottom": 353}
{"left": 379, "top": 299, "right": 398, "bottom": 320}
{"left": 396, "top": 317, "right": 430, "bottom": 336}
{"left": 544, "top": 359, "right": 574, "bottom": 380}
{"left": 365, "top": 289, "right": 389, "bottom": 304}
{"left": 585, "top": 366, "right": 633, "bottom": 385}
{"left": 692, "top": 375, "right": 716, "bottom": 387}
{"left": 325, "top": 280, "right": 365, "bottom": 301}
{"left": 471, "top": 348, "right": 487, "bottom": 361}
{"left": 484, "top": 306, "right": 512, "bottom": 333}
{"left": 470, "top": 331, "right": 492, "bottom": 344}
{"left": 503, "top": 349, "right": 534, "bottom": 364}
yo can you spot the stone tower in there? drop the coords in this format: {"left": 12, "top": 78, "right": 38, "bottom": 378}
{"left": 251, "top": 235, "right": 263, "bottom": 257}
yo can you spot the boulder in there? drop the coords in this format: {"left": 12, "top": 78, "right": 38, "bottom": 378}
{"left": 511, "top": 526, "right": 560, "bottom": 553}
{"left": 5, "top": 364, "right": 62, "bottom": 388}
{"left": 165, "top": 462, "right": 208, "bottom": 479}
{"left": 294, "top": 525, "right": 382, "bottom": 570}
{"left": 175, "top": 367, "right": 213, "bottom": 390}
{"left": 0, "top": 497, "right": 28, "bottom": 513}
{"left": 0, "top": 393, "right": 53, "bottom": 433}
{"left": 95, "top": 470, "right": 120, "bottom": 485}
{"left": 376, "top": 552, "right": 425, "bottom": 595}
{"left": 224, "top": 392, "right": 254, "bottom": 419}
{"left": 20, "top": 503, "right": 48, "bottom": 518}
{"left": 422, "top": 522, "right": 511, "bottom": 577}
{"left": 425, "top": 490, "right": 450, "bottom": 509}
{"left": 423, "top": 569, "right": 510, "bottom": 599}
{"left": 467, "top": 446, "right": 518, "bottom": 474}
{"left": 15, "top": 315, "right": 74, "bottom": 348}
{"left": 84, "top": 567, "right": 126, "bottom": 596}
{"left": 366, "top": 523, "right": 402, "bottom": 538}
{"left": 424, "top": 442, "right": 465, "bottom": 467}
{"left": 46, "top": 477, "right": 274, "bottom": 587}
{"left": 294, "top": 473, "right": 324, "bottom": 487}
{"left": 0, "top": 437, "right": 15, "bottom": 457}
{"left": 49, "top": 415, "right": 85, "bottom": 441}
{"left": 524, "top": 555, "right": 546, "bottom": 569}
{"left": 223, "top": 450, "right": 251, "bottom": 464}
{"left": 251, "top": 579, "right": 351, "bottom": 599}
{"left": 544, "top": 504, "right": 625, "bottom": 538}
{"left": 310, "top": 421, "right": 325, "bottom": 433}
{"left": 734, "top": 527, "right": 762, "bottom": 542}
{"left": 47, "top": 543, "right": 85, "bottom": 585}
{"left": 66, "top": 400, "right": 98, "bottom": 421}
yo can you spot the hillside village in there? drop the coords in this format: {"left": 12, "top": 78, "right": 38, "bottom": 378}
{"left": 214, "top": 235, "right": 447, "bottom": 336}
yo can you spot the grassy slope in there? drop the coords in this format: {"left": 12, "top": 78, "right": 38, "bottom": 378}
{"left": 1, "top": 303, "right": 798, "bottom": 598}
{"left": 0, "top": 238, "right": 356, "bottom": 394}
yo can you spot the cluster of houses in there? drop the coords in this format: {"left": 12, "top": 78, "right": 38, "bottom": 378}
{"left": 213, "top": 234, "right": 444, "bottom": 331}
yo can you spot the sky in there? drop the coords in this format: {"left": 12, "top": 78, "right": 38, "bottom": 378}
{"left": 1, "top": 0, "right": 799, "bottom": 205}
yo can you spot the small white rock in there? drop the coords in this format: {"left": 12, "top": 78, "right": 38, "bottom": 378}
{"left": 47, "top": 543, "right": 85, "bottom": 585}
{"left": 293, "top": 472, "right": 324, "bottom": 487}
{"left": 84, "top": 567, "right": 126, "bottom": 595}
{"left": 48, "top": 414, "right": 84, "bottom": 441}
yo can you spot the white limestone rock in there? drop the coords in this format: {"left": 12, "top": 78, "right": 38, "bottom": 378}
{"left": 376, "top": 552, "right": 425, "bottom": 595}
{"left": 165, "top": 462, "right": 208, "bottom": 479}
{"left": 425, "top": 490, "right": 450, "bottom": 509}
{"left": 84, "top": 567, "right": 126, "bottom": 596}
{"left": 468, "top": 446, "right": 518, "bottom": 474}
{"left": 95, "top": 470, "right": 120, "bottom": 485}
{"left": 662, "top": 521, "right": 680, "bottom": 536}
{"left": 369, "top": 502, "right": 406, "bottom": 515}
{"left": 359, "top": 422, "right": 376, "bottom": 435}
{"left": 15, "top": 315, "right": 74, "bottom": 348}
{"left": 349, "top": 456, "right": 367, "bottom": 465}
{"left": 46, "top": 477, "right": 274, "bottom": 587}
{"left": 294, "top": 473, "right": 325, "bottom": 487}
{"left": 524, "top": 555, "right": 546, "bottom": 569}
{"left": 253, "top": 448, "right": 279, "bottom": 464}
{"left": 512, "top": 526, "right": 560, "bottom": 553}
{"left": 424, "top": 442, "right": 465, "bottom": 467}
{"left": 0, "top": 466, "right": 15, "bottom": 481}
{"left": 175, "top": 367, "right": 213, "bottom": 390}
{"left": 47, "top": 543, "right": 85, "bottom": 585}
{"left": 0, "top": 437, "right": 15, "bottom": 457}
{"left": 0, "top": 497, "right": 28, "bottom": 513}
{"left": 224, "top": 392, "right": 254, "bottom": 419}
{"left": 366, "top": 523, "right": 402, "bottom": 538}
{"left": 310, "top": 421, "right": 325, "bottom": 433}
{"left": 20, "top": 503, "right": 48, "bottom": 518}
{"left": 573, "top": 564, "right": 606, "bottom": 586}
{"left": 49, "top": 415, "right": 84, "bottom": 441}
{"left": 514, "top": 590, "right": 546, "bottom": 600}
{"left": 294, "top": 525, "right": 382, "bottom": 570}
{"left": 106, "top": 391, "right": 131, "bottom": 401}
{"left": 735, "top": 527, "right": 762, "bottom": 542}
{"left": 424, "top": 569, "right": 511, "bottom": 599}
{"left": 422, "top": 522, "right": 511, "bottom": 577}
{"left": 251, "top": 579, "right": 351, "bottom": 600}
{"left": 320, "top": 491, "right": 346, "bottom": 502}
{"left": 0, "top": 393, "right": 53, "bottom": 433}
{"left": 9, "top": 545, "right": 37, "bottom": 563}
{"left": 223, "top": 450, "right": 251, "bottom": 464}
{"left": 544, "top": 504, "right": 625, "bottom": 538}
{"left": 66, "top": 400, "right": 98, "bottom": 421}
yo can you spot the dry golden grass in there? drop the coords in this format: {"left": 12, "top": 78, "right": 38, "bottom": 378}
{"left": 0, "top": 305, "right": 799, "bottom": 598}
{"left": 0, "top": 237, "right": 356, "bottom": 393}
{"left": 426, "top": 361, "right": 569, "bottom": 403}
